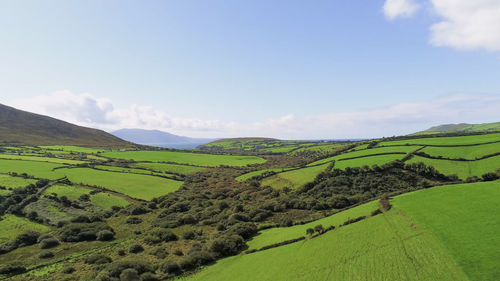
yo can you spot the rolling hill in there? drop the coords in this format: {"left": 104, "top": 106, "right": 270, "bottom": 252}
{"left": 0, "top": 103, "right": 133, "bottom": 147}
{"left": 417, "top": 121, "right": 500, "bottom": 134}
{"left": 111, "top": 128, "right": 215, "bottom": 149}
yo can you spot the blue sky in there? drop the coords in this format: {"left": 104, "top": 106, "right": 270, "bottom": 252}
{"left": 1, "top": 0, "right": 499, "bottom": 138}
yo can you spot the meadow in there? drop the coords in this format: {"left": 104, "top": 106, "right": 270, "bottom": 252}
{"left": 334, "top": 154, "right": 405, "bottom": 170}
{"left": 407, "top": 155, "right": 500, "bottom": 179}
{"left": 0, "top": 215, "right": 52, "bottom": 244}
{"left": 261, "top": 164, "right": 329, "bottom": 189}
{"left": 419, "top": 142, "right": 500, "bottom": 159}
{"left": 182, "top": 210, "right": 468, "bottom": 281}
{"left": 0, "top": 174, "right": 37, "bottom": 188}
{"left": 392, "top": 181, "right": 500, "bottom": 281}
{"left": 94, "top": 165, "right": 169, "bottom": 177}
{"left": 44, "top": 184, "right": 130, "bottom": 209}
{"left": 132, "top": 162, "right": 206, "bottom": 175}
{"left": 247, "top": 200, "right": 380, "bottom": 250}
{"left": 39, "top": 145, "right": 107, "bottom": 154}
{"left": 101, "top": 150, "right": 267, "bottom": 167}
{"left": 378, "top": 133, "right": 500, "bottom": 147}
{"left": 0, "top": 154, "right": 85, "bottom": 165}
{"left": 235, "top": 168, "right": 294, "bottom": 182}
{"left": 0, "top": 159, "right": 66, "bottom": 180}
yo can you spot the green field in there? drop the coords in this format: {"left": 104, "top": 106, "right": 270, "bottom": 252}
{"left": 392, "top": 181, "right": 500, "bottom": 281}
{"left": 40, "top": 145, "right": 107, "bottom": 154}
{"left": 334, "top": 154, "right": 405, "bottom": 170}
{"left": 60, "top": 168, "right": 183, "bottom": 200}
{"left": 94, "top": 165, "right": 169, "bottom": 177}
{"left": 0, "top": 215, "right": 52, "bottom": 244}
{"left": 378, "top": 133, "right": 500, "bottom": 147}
{"left": 0, "top": 159, "right": 65, "bottom": 180}
{"left": 101, "top": 150, "right": 267, "bottom": 167}
{"left": 247, "top": 200, "right": 379, "bottom": 250}
{"left": 0, "top": 154, "right": 85, "bottom": 165}
{"left": 261, "top": 164, "right": 328, "bottom": 189}
{"left": 308, "top": 145, "right": 420, "bottom": 166}
{"left": 289, "top": 143, "right": 347, "bottom": 156}
{"left": 407, "top": 155, "right": 500, "bottom": 179}
{"left": 236, "top": 168, "right": 293, "bottom": 182}
{"left": 132, "top": 162, "right": 206, "bottom": 175}
{"left": 420, "top": 142, "right": 500, "bottom": 160}
{"left": 183, "top": 210, "right": 467, "bottom": 281}
{"left": 0, "top": 174, "right": 37, "bottom": 188}
{"left": 44, "top": 184, "right": 130, "bottom": 209}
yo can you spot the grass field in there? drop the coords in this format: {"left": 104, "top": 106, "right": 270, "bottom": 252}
{"left": 378, "top": 133, "right": 500, "bottom": 147}
{"left": 0, "top": 154, "right": 85, "bottom": 165}
{"left": 308, "top": 145, "right": 420, "bottom": 166}
{"left": 44, "top": 184, "right": 130, "bottom": 209}
{"left": 94, "top": 165, "right": 169, "bottom": 177}
{"left": 289, "top": 143, "right": 347, "bottom": 156}
{"left": 407, "top": 155, "right": 500, "bottom": 179}
{"left": 247, "top": 200, "right": 380, "bottom": 250}
{"left": 0, "top": 159, "right": 66, "bottom": 180}
{"left": 0, "top": 215, "right": 52, "bottom": 244}
{"left": 420, "top": 142, "right": 500, "bottom": 160}
{"left": 40, "top": 145, "right": 107, "bottom": 154}
{"left": 261, "top": 164, "right": 329, "bottom": 189}
{"left": 392, "top": 181, "right": 500, "bottom": 281}
{"left": 132, "top": 162, "right": 206, "bottom": 175}
{"left": 101, "top": 150, "right": 267, "bottom": 167}
{"left": 61, "top": 168, "right": 183, "bottom": 200}
{"left": 183, "top": 210, "right": 468, "bottom": 281}
{"left": 334, "top": 154, "right": 405, "bottom": 170}
{"left": 236, "top": 168, "right": 293, "bottom": 182}
{"left": 0, "top": 174, "right": 37, "bottom": 188}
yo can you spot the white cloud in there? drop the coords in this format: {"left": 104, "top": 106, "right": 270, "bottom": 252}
{"left": 429, "top": 0, "right": 500, "bottom": 51}
{"left": 9, "top": 91, "right": 500, "bottom": 139}
{"left": 383, "top": 0, "right": 500, "bottom": 51}
{"left": 383, "top": 0, "right": 421, "bottom": 20}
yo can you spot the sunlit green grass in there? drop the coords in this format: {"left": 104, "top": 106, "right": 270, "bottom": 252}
{"left": 378, "top": 133, "right": 500, "bottom": 147}
{"left": 40, "top": 145, "right": 107, "bottom": 154}
{"left": 0, "top": 215, "right": 52, "bottom": 244}
{"left": 420, "top": 142, "right": 500, "bottom": 160}
{"left": 261, "top": 164, "right": 329, "bottom": 189}
{"left": 236, "top": 168, "right": 293, "bottom": 182}
{"left": 334, "top": 154, "right": 405, "bottom": 170}
{"left": 0, "top": 174, "right": 37, "bottom": 188}
{"left": 407, "top": 155, "right": 500, "bottom": 179}
{"left": 94, "top": 165, "right": 169, "bottom": 177}
{"left": 44, "top": 184, "right": 130, "bottom": 209}
{"left": 392, "top": 181, "right": 500, "bottom": 281}
{"left": 0, "top": 159, "right": 66, "bottom": 180}
{"left": 0, "top": 154, "right": 85, "bottom": 165}
{"left": 132, "top": 162, "right": 205, "bottom": 175}
{"left": 101, "top": 150, "right": 267, "bottom": 167}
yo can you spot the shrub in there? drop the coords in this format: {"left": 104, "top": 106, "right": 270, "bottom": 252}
{"left": 84, "top": 254, "right": 112, "bottom": 265}
{"left": 39, "top": 238, "right": 60, "bottom": 249}
{"left": 150, "top": 247, "right": 168, "bottom": 259}
{"left": 173, "top": 249, "right": 183, "bottom": 256}
{"left": 126, "top": 217, "right": 143, "bottom": 224}
{"left": 58, "top": 222, "right": 114, "bottom": 242}
{"left": 482, "top": 172, "right": 499, "bottom": 181}
{"left": 161, "top": 262, "right": 181, "bottom": 276}
{"left": 0, "top": 264, "right": 26, "bottom": 276}
{"left": 129, "top": 243, "right": 144, "bottom": 254}
{"left": 61, "top": 266, "right": 76, "bottom": 274}
{"left": 120, "top": 268, "right": 140, "bottom": 281}
{"left": 314, "top": 224, "right": 324, "bottom": 234}
{"left": 182, "top": 231, "right": 196, "bottom": 240}
{"left": 144, "top": 229, "right": 178, "bottom": 245}
{"left": 118, "top": 249, "right": 127, "bottom": 256}
{"left": 106, "top": 261, "right": 155, "bottom": 278}
{"left": 96, "top": 230, "right": 115, "bottom": 241}
{"left": 39, "top": 251, "right": 54, "bottom": 259}
{"left": 140, "top": 272, "right": 159, "bottom": 281}
{"left": 306, "top": 228, "right": 314, "bottom": 236}
{"left": 209, "top": 234, "right": 245, "bottom": 257}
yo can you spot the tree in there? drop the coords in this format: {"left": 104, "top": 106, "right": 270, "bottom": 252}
{"left": 314, "top": 224, "right": 324, "bottom": 234}
{"left": 306, "top": 228, "right": 314, "bottom": 236}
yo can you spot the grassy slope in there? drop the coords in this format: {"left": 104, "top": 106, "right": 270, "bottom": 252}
{"left": 0, "top": 154, "right": 85, "bottom": 165}
{"left": 247, "top": 200, "right": 379, "bottom": 250}
{"left": 419, "top": 122, "right": 500, "bottom": 134}
{"left": 235, "top": 168, "right": 293, "bottom": 182}
{"left": 407, "top": 155, "right": 500, "bottom": 179}
{"left": 0, "top": 159, "right": 65, "bottom": 180}
{"left": 261, "top": 164, "right": 328, "bottom": 189}
{"left": 0, "top": 174, "right": 37, "bottom": 188}
{"left": 420, "top": 142, "right": 500, "bottom": 159}
{"left": 379, "top": 133, "right": 500, "bottom": 146}
{"left": 40, "top": 145, "right": 107, "bottom": 154}
{"left": 132, "top": 162, "right": 205, "bottom": 175}
{"left": 334, "top": 154, "right": 404, "bottom": 170}
{"left": 44, "top": 184, "right": 129, "bottom": 209}
{"left": 183, "top": 210, "right": 467, "bottom": 281}
{"left": 0, "top": 215, "right": 52, "bottom": 244}
{"left": 101, "top": 151, "right": 266, "bottom": 167}
{"left": 392, "top": 181, "right": 500, "bottom": 281}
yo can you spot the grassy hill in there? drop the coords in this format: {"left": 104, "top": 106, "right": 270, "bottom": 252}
{"left": 0, "top": 103, "right": 133, "bottom": 147}
{"left": 417, "top": 121, "right": 500, "bottom": 135}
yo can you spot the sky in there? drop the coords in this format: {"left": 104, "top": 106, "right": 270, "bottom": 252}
{"left": 1, "top": 0, "right": 499, "bottom": 139}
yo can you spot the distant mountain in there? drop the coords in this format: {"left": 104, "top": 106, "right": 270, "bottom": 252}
{"left": 0, "top": 103, "right": 133, "bottom": 147}
{"left": 417, "top": 121, "right": 500, "bottom": 134}
{"left": 111, "top": 129, "right": 216, "bottom": 149}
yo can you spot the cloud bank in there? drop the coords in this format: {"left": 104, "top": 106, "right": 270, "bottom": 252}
{"left": 383, "top": 0, "right": 500, "bottom": 51}
{"left": 9, "top": 90, "right": 500, "bottom": 139}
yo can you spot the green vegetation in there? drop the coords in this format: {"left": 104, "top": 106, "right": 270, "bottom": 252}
{"left": 61, "top": 168, "right": 183, "bottom": 200}
{"left": 392, "top": 181, "right": 500, "bottom": 281}
{"left": 378, "top": 132, "right": 500, "bottom": 146}
{"left": 334, "top": 154, "right": 405, "bottom": 170}
{"left": 247, "top": 200, "right": 379, "bottom": 250}
{"left": 236, "top": 168, "right": 293, "bottom": 182}
{"left": 0, "top": 215, "right": 52, "bottom": 244}
{"left": 0, "top": 174, "right": 37, "bottom": 188}
{"left": 261, "top": 164, "right": 329, "bottom": 189}
{"left": 418, "top": 121, "right": 500, "bottom": 134}
{"left": 182, "top": 210, "right": 467, "bottom": 281}
{"left": 0, "top": 154, "right": 85, "bottom": 165}
{"left": 94, "top": 165, "right": 169, "bottom": 177}
{"left": 40, "top": 145, "right": 107, "bottom": 154}
{"left": 102, "top": 150, "right": 267, "bottom": 167}
{"left": 132, "top": 162, "right": 206, "bottom": 175}
{"left": 420, "top": 142, "right": 500, "bottom": 159}
{"left": 407, "top": 155, "right": 500, "bottom": 179}
{"left": 0, "top": 159, "right": 65, "bottom": 180}
{"left": 44, "top": 184, "right": 129, "bottom": 209}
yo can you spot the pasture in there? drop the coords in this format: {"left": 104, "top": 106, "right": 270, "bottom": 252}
{"left": 0, "top": 159, "right": 65, "bottom": 180}
{"left": 0, "top": 174, "right": 37, "bottom": 188}
{"left": 0, "top": 215, "right": 52, "bottom": 244}
{"left": 392, "top": 181, "right": 500, "bottom": 281}
{"left": 0, "top": 154, "right": 85, "bottom": 165}
{"left": 334, "top": 154, "right": 405, "bottom": 170}
{"left": 407, "top": 155, "right": 500, "bottom": 179}
{"left": 101, "top": 150, "right": 267, "bottom": 167}
{"left": 378, "top": 133, "right": 500, "bottom": 147}
{"left": 261, "top": 164, "right": 329, "bottom": 189}
{"left": 182, "top": 210, "right": 467, "bottom": 281}
{"left": 94, "top": 165, "right": 168, "bottom": 177}
{"left": 44, "top": 184, "right": 129, "bottom": 209}
{"left": 132, "top": 162, "right": 205, "bottom": 175}
{"left": 40, "top": 145, "right": 107, "bottom": 154}
{"left": 236, "top": 168, "right": 293, "bottom": 182}
{"left": 420, "top": 142, "right": 500, "bottom": 160}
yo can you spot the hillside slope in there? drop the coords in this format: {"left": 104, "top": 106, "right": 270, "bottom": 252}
{"left": 111, "top": 128, "right": 215, "bottom": 148}
{"left": 0, "top": 103, "right": 132, "bottom": 147}
{"left": 418, "top": 121, "right": 500, "bottom": 134}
